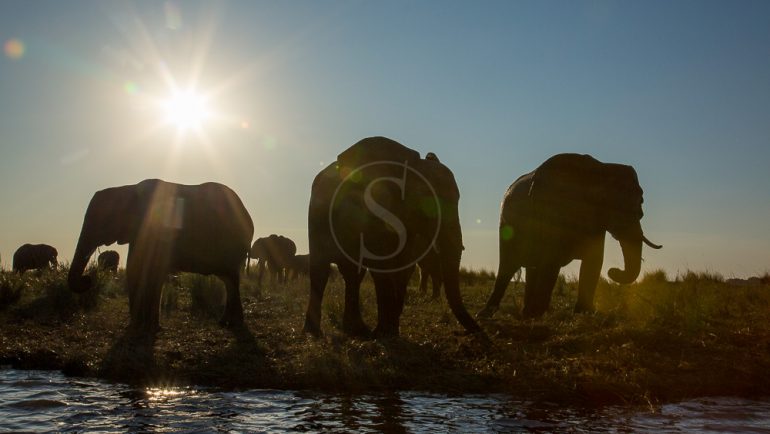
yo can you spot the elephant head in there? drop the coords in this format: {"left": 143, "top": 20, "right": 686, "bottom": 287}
{"left": 69, "top": 186, "right": 137, "bottom": 292}
{"left": 599, "top": 163, "right": 662, "bottom": 284}
{"left": 531, "top": 154, "right": 661, "bottom": 285}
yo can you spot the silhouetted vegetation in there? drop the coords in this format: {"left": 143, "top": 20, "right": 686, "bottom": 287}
{"left": 1, "top": 266, "right": 769, "bottom": 405}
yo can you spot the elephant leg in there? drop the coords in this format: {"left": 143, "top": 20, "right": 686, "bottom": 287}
{"left": 268, "top": 263, "right": 277, "bottom": 286}
{"left": 126, "top": 259, "right": 163, "bottom": 334}
{"left": 337, "top": 261, "right": 370, "bottom": 337}
{"left": 575, "top": 237, "right": 604, "bottom": 314}
{"left": 522, "top": 265, "right": 559, "bottom": 319}
{"left": 257, "top": 259, "right": 266, "bottom": 286}
{"left": 303, "top": 258, "right": 330, "bottom": 336}
{"left": 126, "top": 264, "right": 140, "bottom": 330}
{"left": 219, "top": 271, "right": 245, "bottom": 328}
{"left": 478, "top": 242, "right": 519, "bottom": 318}
{"left": 371, "top": 272, "right": 399, "bottom": 338}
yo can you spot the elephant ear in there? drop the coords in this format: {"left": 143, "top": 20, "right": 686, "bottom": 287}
{"left": 529, "top": 154, "right": 605, "bottom": 237}
{"left": 112, "top": 184, "right": 142, "bottom": 244}
{"left": 86, "top": 184, "right": 140, "bottom": 245}
{"left": 601, "top": 163, "right": 644, "bottom": 227}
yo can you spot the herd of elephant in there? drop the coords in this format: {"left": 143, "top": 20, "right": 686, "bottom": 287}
{"left": 12, "top": 136, "right": 662, "bottom": 338}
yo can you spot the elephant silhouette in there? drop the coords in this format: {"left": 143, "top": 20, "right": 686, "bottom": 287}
{"left": 248, "top": 234, "right": 297, "bottom": 285}
{"left": 288, "top": 253, "right": 310, "bottom": 280}
{"left": 13, "top": 243, "right": 58, "bottom": 273}
{"left": 69, "top": 179, "right": 254, "bottom": 333}
{"left": 477, "top": 153, "right": 662, "bottom": 319}
{"left": 303, "top": 136, "right": 480, "bottom": 337}
{"left": 97, "top": 250, "right": 120, "bottom": 273}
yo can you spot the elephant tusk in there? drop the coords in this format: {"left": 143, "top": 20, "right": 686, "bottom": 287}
{"left": 642, "top": 235, "right": 662, "bottom": 249}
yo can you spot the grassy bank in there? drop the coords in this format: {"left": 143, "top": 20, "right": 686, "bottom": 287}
{"left": 1, "top": 266, "right": 769, "bottom": 405}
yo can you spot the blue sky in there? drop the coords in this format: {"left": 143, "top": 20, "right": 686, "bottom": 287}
{"left": 1, "top": 0, "right": 768, "bottom": 277}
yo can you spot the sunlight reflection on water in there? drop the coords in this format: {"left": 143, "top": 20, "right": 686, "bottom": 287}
{"left": 1, "top": 369, "right": 769, "bottom": 432}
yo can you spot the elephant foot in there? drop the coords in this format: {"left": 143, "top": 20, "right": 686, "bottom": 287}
{"left": 476, "top": 304, "right": 498, "bottom": 319}
{"left": 219, "top": 316, "right": 244, "bottom": 329}
{"left": 520, "top": 305, "right": 546, "bottom": 320}
{"left": 303, "top": 320, "right": 323, "bottom": 337}
{"left": 127, "top": 322, "right": 161, "bottom": 338}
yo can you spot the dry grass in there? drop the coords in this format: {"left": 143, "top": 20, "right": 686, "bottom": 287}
{"left": 1, "top": 266, "right": 769, "bottom": 405}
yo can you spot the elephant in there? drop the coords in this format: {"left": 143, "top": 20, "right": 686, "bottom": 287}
{"left": 97, "top": 250, "right": 120, "bottom": 272}
{"left": 13, "top": 243, "right": 58, "bottom": 273}
{"left": 248, "top": 234, "right": 297, "bottom": 284}
{"left": 68, "top": 179, "right": 254, "bottom": 332}
{"left": 303, "top": 136, "right": 481, "bottom": 337}
{"left": 288, "top": 253, "right": 310, "bottom": 280}
{"left": 417, "top": 249, "right": 442, "bottom": 299}
{"left": 477, "top": 153, "right": 662, "bottom": 319}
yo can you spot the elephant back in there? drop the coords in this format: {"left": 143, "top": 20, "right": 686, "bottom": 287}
{"left": 336, "top": 136, "right": 421, "bottom": 182}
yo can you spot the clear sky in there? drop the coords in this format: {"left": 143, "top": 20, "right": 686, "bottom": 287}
{"left": 1, "top": 0, "right": 768, "bottom": 278}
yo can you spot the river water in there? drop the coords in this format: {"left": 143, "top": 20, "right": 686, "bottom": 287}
{"left": 1, "top": 370, "right": 769, "bottom": 432}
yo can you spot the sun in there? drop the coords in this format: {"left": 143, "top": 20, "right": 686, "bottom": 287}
{"left": 162, "top": 90, "right": 210, "bottom": 131}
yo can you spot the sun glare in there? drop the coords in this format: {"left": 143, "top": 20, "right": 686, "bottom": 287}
{"left": 162, "top": 90, "right": 210, "bottom": 131}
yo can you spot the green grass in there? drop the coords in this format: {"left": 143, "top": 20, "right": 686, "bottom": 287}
{"left": 1, "top": 265, "right": 769, "bottom": 405}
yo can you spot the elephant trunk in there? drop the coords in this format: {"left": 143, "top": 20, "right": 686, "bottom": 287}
{"left": 68, "top": 236, "right": 96, "bottom": 293}
{"left": 607, "top": 235, "right": 643, "bottom": 285}
{"left": 438, "top": 232, "right": 481, "bottom": 334}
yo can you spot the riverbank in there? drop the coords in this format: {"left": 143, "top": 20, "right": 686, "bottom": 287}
{"left": 1, "top": 268, "right": 769, "bottom": 405}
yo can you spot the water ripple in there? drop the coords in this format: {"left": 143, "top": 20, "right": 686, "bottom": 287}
{"left": 1, "top": 369, "right": 769, "bottom": 432}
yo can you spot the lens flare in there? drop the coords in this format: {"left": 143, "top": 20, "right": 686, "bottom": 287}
{"left": 123, "top": 81, "right": 139, "bottom": 95}
{"left": 501, "top": 225, "right": 514, "bottom": 241}
{"left": 3, "top": 39, "right": 25, "bottom": 60}
{"left": 162, "top": 90, "right": 209, "bottom": 131}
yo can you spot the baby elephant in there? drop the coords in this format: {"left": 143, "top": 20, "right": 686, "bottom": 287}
{"left": 13, "top": 243, "right": 58, "bottom": 273}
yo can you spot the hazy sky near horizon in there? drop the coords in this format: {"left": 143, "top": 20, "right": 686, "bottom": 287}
{"left": 1, "top": 0, "right": 769, "bottom": 278}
